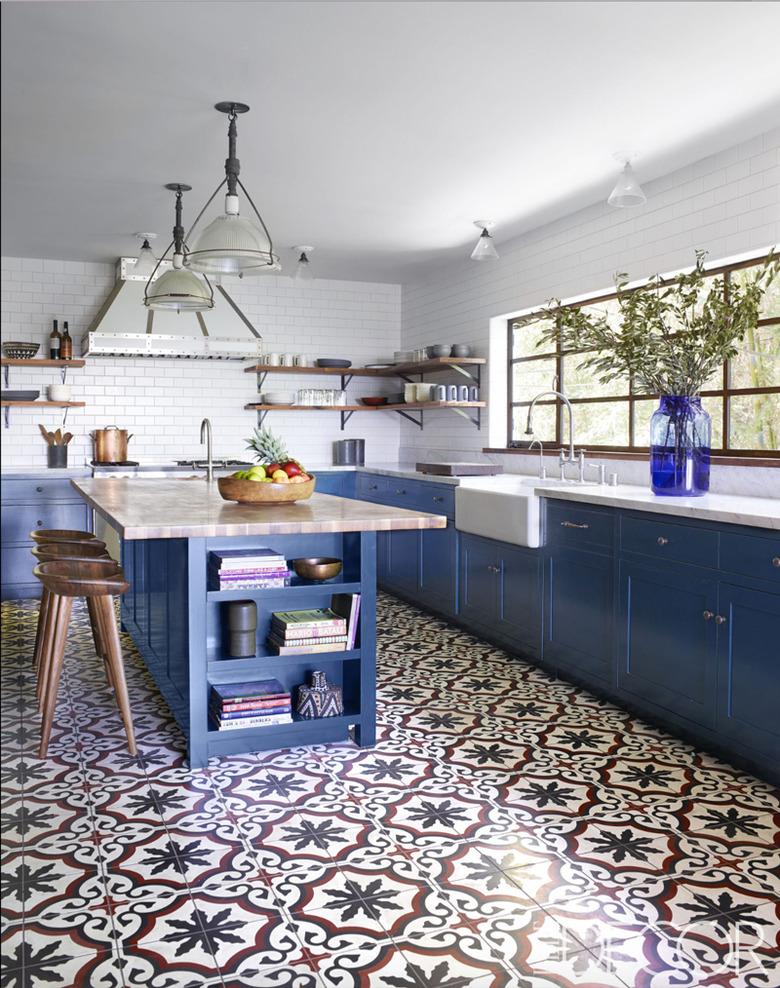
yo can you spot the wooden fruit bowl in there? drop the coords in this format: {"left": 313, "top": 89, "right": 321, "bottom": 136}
{"left": 217, "top": 474, "right": 316, "bottom": 505}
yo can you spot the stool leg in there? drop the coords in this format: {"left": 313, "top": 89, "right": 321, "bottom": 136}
{"left": 39, "top": 596, "right": 73, "bottom": 758}
{"left": 37, "top": 593, "right": 62, "bottom": 713}
{"left": 96, "top": 595, "right": 137, "bottom": 756}
{"left": 87, "top": 596, "right": 114, "bottom": 689}
{"left": 33, "top": 588, "right": 50, "bottom": 670}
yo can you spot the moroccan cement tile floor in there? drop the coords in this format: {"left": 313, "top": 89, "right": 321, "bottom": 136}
{"left": 1, "top": 595, "right": 778, "bottom": 988}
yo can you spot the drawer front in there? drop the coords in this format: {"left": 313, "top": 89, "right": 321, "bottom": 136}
{"left": 720, "top": 530, "right": 780, "bottom": 586}
{"left": 1, "top": 477, "right": 82, "bottom": 503}
{"left": 355, "top": 474, "right": 390, "bottom": 501}
{"left": 312, "top": 472, "right": 344, "bottom": 497}
{"left": 406, "top": 482, "right": 454, "bottom": 519}
{"left": 621, "top": 514, "right": 718, "bottom": 569}
{"left": 546, "top": 500, "right": 614, "bottom": 551}
{"left": 0, "top": 543, "right": 38, "bottom": 594}
{"left": 0, "top": 501, "right": 91, "bottom": 544}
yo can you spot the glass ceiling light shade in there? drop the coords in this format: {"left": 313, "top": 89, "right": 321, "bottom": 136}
{"left": 293, "top": 246, "right": 314, "bottom": 281}
{"left": 185, "top": 102, "right": 280, "bottom": 275}
{"left": 470, "top": 221, "right": 499, "bottom": 261}
{"left": 144, "top": 184, "right": 214, "bottom": 312}
{"left": 608, "top": 162, "right": 647, "bottom": 208}
{"left": 132, "top": 234, "right": 158, "bottom": 278}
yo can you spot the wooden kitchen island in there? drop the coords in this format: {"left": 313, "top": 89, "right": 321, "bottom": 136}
{"left": 72, "top": 479, "right": 446, "bottom": 768}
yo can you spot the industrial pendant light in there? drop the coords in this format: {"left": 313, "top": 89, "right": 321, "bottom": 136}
{"left": 185, "top": 102, "right": 280, "bottom": 276}
{"left": 470, "top": 221, "right": 499, "bottom": 261}
{"left": 132, "top": 234, "right": 158, "bottom": 277}
{"left": 608, "top": 160, "right": 647, "bottom": 208}
{"left": 293, "top": 246, "right": 314, "bottom": 281}
{"left": 144, "top": 184, "right": 214, "bottom": 312}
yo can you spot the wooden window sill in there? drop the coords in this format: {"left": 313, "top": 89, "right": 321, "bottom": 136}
{"left": 483, "top": 448, "right": 780, "bottom": 468}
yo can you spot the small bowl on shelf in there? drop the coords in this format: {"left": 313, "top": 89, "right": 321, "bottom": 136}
{"left": 291, "top": 556, "right": 343, "bottom": 581}
{"left": 316, "top": 358, "right": 352, "bottom": 369}
{"left": 3, "top": 342, "right": 41, "bottom": 360}
{"left": 360, "top": 396, "right": 388, "bottom": 406}
{"left": 261, "top": 392, "right": 296, "bottom": 406}
{"left": 217, "top": 474, "right": 316, "bottom": 504}
{"left": 427, "top": 344, "right": 452, "bottom": 358}
{"left": 451, "top": 344, "right": 473, "bottom": 358}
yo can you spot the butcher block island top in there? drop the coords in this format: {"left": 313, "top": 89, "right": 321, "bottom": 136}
{"left": 71, "top": 478, "right": 447, "bottom": 540}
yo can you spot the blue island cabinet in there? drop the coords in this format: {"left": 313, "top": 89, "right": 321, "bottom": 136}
{"left": 121, "top": 530, "right": 376, "bottom": 768}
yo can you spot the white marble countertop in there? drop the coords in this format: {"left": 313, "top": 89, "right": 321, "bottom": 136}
{"left": 1, "top": 466, "right": 92, "bottom": 479}
{"left": 535, "top": 482, "right": 780, "bottom": 530}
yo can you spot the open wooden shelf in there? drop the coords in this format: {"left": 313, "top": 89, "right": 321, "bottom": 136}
{"left": 244, "top": 400, "right": 486, "bottom": 412}
{"left": 0, "top": 400, "right": 86, "bottom": 408}
{"left": 244, "top": 357, "right": 485, "bottom": 377}
{"left": 0, "top": 358, "right": 86, "bottom": 368}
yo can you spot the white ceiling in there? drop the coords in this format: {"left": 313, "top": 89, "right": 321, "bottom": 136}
{"left": 2, "top": 1, "right": 780, "bottom": 282}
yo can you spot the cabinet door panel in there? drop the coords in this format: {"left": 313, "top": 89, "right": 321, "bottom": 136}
{"left": 1, "top": 501, "right": 90, "bottom": 544}
{"left": 420, "top": 524, "right": 458, "bottom": 615}
{"left": 618, "top": 558, "right": 717, "bottom": 728}
{"left": 498, "top": 545, "right": 542, "bottom": 655}
{"left": 377, "top": 531, "right": 390, "bottom": 585}
{"left": 459, "top": 535, "right": 498, "bottom": 625}
{"left": 546, "top": 548, "right": 612, "bottom": 683}
{"left": 716, "top": 583, "right": 780, "bottom": 761}
{"left": 386, "top": 530, "right": 420, "bottom": 595}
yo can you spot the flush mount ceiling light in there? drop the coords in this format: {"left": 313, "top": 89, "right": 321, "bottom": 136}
{"left": 131, "top": 233, "right": 158, "bottom": 278}
{"left": 184, "top": 102, "right": 280, "bottom": 276}
{"left": 608, "top": 159, "right": 647, "bottom": 208}
{"left": 470, "top": 221, "right": 499, "bottom": 261}
{"left": 144, "top": 184, "right": 214, "bottom": 312}
{"left": 293, "top": 246, "right": 314, "bottom": 281}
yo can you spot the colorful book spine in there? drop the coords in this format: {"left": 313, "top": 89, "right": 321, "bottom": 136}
{"left": 268, "top": 634, "right": 348, "bottom": 647}
{"left": 267, "top": 639, "right": 347, "bottom": 655}
{"left": 220, "top": 698, "right": 292, "bottom": 712}
{"left": 270, "top": 623, "right": 347, "bottom": 640}
{"left": 213, "top": 713, "right": 294, "bottom": 730}
{"left": 210, "top": 704, "right": 291, "bottom": 720}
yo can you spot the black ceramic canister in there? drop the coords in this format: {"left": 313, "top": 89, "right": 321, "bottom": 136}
{"left": 227, "top": 600, "right": 257, "bottom": 657}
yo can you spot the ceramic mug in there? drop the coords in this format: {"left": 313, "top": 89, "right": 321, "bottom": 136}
{"left": 404, "top": 383, "right": 418, "bottom": 403}
{"left": 267, "top": 352, "right": 281, "bottom": 366}
{"left": 458, "top": 385, "right": 469, "bottom": 402}
{"left": 433, "top": 385, "right": 447, "bottom": 401}
{"left": 295, "top": 354, "right": 311, "bottom": 367}
{"left": 416, "top": 383, "right": 434, "bottom": 402}
{"left": 447, "top": 385, "right": 458, "bottom": 402}
{"left": 468, "top": 386, "right": 479, "bottom": 402}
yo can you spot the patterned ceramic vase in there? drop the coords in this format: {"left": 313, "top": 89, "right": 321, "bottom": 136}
{"left": 295, "top": 670, "right": 343, "bottom": 718}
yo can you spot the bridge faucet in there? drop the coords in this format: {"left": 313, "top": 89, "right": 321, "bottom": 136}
{"left": 200, "top": 418, "right": 214, "bottom": 483}
{"left": 525, "top": 389, "right": 576, "bottom": 463}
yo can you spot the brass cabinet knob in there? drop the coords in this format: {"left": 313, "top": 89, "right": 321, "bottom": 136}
{"left": 715, "top": 614, "right": 727, "bottom": 625}
{"left": 657, "top": 536, "right": 669, "bottom": 546}
{"left": 561, "top": 521, "right": 589, "bottom": 529}
{"left": 703, "top": 610, "right": 714, "bottom": 621}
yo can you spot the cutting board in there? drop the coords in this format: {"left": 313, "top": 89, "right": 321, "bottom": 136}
{"left": 415, "top": 462, "right": 504, "bottom": 476}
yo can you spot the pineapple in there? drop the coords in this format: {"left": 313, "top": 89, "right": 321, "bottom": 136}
{"left": 246, "top": 427, "right": 289, "bottom": 466}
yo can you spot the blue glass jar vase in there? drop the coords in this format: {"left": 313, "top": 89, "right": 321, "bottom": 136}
{"left": 650, "top": 396, "right": 711, "bottom": 496}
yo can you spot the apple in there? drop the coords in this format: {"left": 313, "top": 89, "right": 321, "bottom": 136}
{"left": 247, "top": 465, "right": 266, "bottom": 480}
{"left": 282, "top": 461, "right": 302, "bottom": 478}
{"left": 272, "top": 469, "right": 289, "bottom": 483}
{"left": 266, "top": 462, "right": 281, "bottom": 475}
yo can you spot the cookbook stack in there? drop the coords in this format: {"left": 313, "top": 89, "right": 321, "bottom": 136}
{"left": 267, "top": 594, "right": 361, "bottom": 655}
{"left": 208, "top": 548, "right": 291, "bottom": 590}
{"left": 209, "top": 679, "right": 292, "bottom": 730}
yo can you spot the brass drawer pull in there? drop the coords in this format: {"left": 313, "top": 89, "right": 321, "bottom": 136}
{"left": 561, "top": 521, "right": 589, "bottom": 529}
{"left": 715, "top": 614, "right": 727, "bottom": 625}
{"left": 773, "top": 557, "right": 780, "bottom": 568}
{"left": 487, "top": 564, "right": 500, "bottom": 574}
{"left": 433, "top": 496, "right": 444, "bottom": 503}
{"left": 703, "top": 610, "right": 714, "bottom": 621}
{"left": 657, "top": 536, "right": 669, "bottom": 546}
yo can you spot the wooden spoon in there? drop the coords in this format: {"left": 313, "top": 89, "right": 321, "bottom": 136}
{"left": 62, "top": 432, "right": 73, "bottom": 445}
{"left": 38, "top": 424, "right": 54, "bottom": 445}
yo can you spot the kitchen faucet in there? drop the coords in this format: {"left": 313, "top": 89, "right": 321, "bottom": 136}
{"left": 525, "top": 389, "right": 576, "bottom": 474}
{"left": 528, "top": 439, "right": 546, "bottom": 480}
{"left": 200, "top": 418, "right": 214, "bottom": 483}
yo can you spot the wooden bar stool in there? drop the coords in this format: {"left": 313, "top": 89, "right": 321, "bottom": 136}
{"left": 32, "top": 543, "right": 113, "bottom": 703}
{"left": 30, "top": 529, "right": 103, "bottom": 545}
{"left": 33, "top": 559, "right": 136, "bottom": 759}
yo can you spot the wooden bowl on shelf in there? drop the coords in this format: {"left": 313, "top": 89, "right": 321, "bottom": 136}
{"left": 217, "top": 474, "right": 316, "bottom": 504}
{"left": 360, "top": 396, "right": 388, "bottom": 406}
{"left": 291, "top": 557, "right": 343, "bottom": 581}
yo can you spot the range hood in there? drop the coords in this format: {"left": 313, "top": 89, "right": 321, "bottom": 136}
{"left": 81, "top": 258, "right": 262, "bottom": 359}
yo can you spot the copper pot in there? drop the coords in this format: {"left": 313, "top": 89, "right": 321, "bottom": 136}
{"left": 91, "top": 426, "right": 133, "bottom": 463}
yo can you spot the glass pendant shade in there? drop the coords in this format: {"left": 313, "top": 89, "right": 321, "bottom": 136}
{"left": 145, "top": 257, "right": 213, "bottom": 312}
{"left": 186, "top": 201, "right": 280, "bottom": 275}
{"left": 608, "top": 163, "right": 647, "bottom": 208}
{"left": 470, "top": 228, "right": 499, "bottom": 261}
{"left": 132, "top": 240, "right": 157, "bottom": 278}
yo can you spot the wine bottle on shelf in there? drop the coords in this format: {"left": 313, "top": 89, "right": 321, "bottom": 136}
{"left": 60, "top": 321, "right": 73, "bottom": 360}
{"left": 49, "top": 320, "right": 61, "bottom": 360}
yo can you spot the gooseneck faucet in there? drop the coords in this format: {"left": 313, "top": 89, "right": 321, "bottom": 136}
{"left": 528, "top": 439, "right": 546, "bottom": 480}
{"left": 525, "top": 390, "right": 575, "bottom": 462}
{"left": 200, "top": 418, "right": 213, "bottom": 483}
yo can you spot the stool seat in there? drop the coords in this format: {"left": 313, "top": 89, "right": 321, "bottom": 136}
{"left": 33, "top": 542, "right": 110, "bottom": 562}
{"left": 31, "top": 529, "right": 101, "bottom": 545}
{"left": 34, "top": 559, "right": 128, "bottom": 598}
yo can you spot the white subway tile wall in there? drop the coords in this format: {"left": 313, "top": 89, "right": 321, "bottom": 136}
{"left": 399, "top": 127, "right": 780, "bottom": 496}
{"left": 1, "top": 267, "right": 402, "bottom": 469}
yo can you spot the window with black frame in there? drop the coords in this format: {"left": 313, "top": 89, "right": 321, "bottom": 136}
{"left": 507, "top": 255, "right": 780, "bottom": 458}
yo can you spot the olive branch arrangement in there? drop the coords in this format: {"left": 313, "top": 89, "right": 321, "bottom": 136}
{"left": 536, "top": 251, "right": 778, "bottom": 397}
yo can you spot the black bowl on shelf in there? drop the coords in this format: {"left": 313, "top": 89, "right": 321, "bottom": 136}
{"left": 316, "top": 358, "right": 352, "bottom": 369}
{"left": 1, "top": 390, "right": 40, "bottom": 401}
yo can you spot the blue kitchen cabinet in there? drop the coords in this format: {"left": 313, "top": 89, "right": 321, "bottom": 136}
{"left": 617, "top": 557, "right": 718, "bottom": 728}
{"left": 459, "top": 533, "right": 541, "bottom": 659}
{"left": 545, "top": 546, "right": 613, "bottom": 685}
{"left": 384, "top": 529, "right": 420, "bottom": 597}
{"left": 314, "top": 471, "right": 356, "bottom": 498}
{"left": 419, "top": 522, "right": 459, "bottom": 616}
{"left": 1, "top": 475, "right": 92, "bottom": 600}
{"left": 716, "top": 581, "right": 780, "bottom": 762}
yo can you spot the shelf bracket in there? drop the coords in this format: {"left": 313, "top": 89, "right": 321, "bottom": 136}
{"left": 340, "top": 373, "right": 354, "bottom": 389}
{"left": 61, "top": 407, "right": 70, "bottom": 429}
{"left": 3, "top": 365, "right": 9, "bottom": 389}
{"left": 396, "top": 409, "right": 424, "bottom": 429}
{"left": 3, "top": 406, "right": 9, "bottom": 429}
{"left": 340, "top": 409, "right": 355, "bottom": 430}
{"left": 446, "top": 362, "right": 480, "bottom": 384}
{"left": 256, "top": 409, "right": 269, "bottom": 427}
{"left": 255, "top": 371, "right": 268, "bottom": 393}
{"left": 60, "top": 365, "right": 69, "bottom": 385}
{"left": 450, "top": 406, "right": 482, "bottom": 429}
